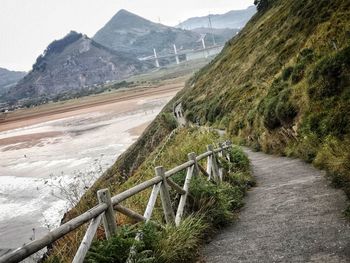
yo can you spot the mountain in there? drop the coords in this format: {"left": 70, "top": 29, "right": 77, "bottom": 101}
{"left": 191, "top": 27, "right": 240, "bottom": 45}
{"left": 93, "top": 9, "right": 202, "bottom": 57}
{"left": 177, "top": 6, "right": 256, "bottom": 30}
{"left": 97, "top": 0, "right": 350, "bottom": 209}
{"left": 4, "top": 31, "right": 153, "bottom": 103}
{"left": 47, "top": 0, "right": 350, "bottom": 260}
{"left": 0, "top": 68, "right": 26, "bottom": 95}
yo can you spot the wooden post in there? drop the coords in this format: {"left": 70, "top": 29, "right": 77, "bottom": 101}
{"left": 207, "top": 145, "right": 220, "bottom": 182}
{"left": 218, "top": 143, "right": 224, "bottom": 181}
{"left": 143, "top": 182, "right": 162, "bottom": 221}
{"left": 97, "top": 189, "right": 117, "bottom": 239}
{"left": 73, "top": 214, "right": 102, "bottom": 263}
{"left": 127, "top": 182, "right": 162, "bottom": 263}
{"left": 175, "top": 157, "right": 195, "bottom": 226}
{"left": 206, "top": 153, "right": 213, "bottom": 180}
{"left": 156, "top": 166, "right": 175, "bottom": 224}
{"left": 225, "top": 141, "right": 231, "bottom": 162}
{"left": 188, "top": 152, "right": 199, "bottom": 176}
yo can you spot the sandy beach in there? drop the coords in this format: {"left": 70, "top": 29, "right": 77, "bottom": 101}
{"left": 0, "top": 83, "right": 182, "bottom": 250}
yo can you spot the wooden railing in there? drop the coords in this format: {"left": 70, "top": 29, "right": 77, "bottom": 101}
{"left": 0, "top": 141, "right": 232, "bottom": 263}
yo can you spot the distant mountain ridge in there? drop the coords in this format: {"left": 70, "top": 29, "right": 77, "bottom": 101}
{"left": 177, "top": 6, "right": 256, "bottom": 30}
{"left": 4, "top": 31, "right": 153, "bottom": 103}
{"left": 93, "top": 9, "right": 202, "bottom": 57}
{"left": 0, "top": 68, "right": 26, "bottom": 95}
{"left": 2, "top": 8, "right": 250, "bottom": 105}
{"left": 191, "top": 27, "right": 240, "bottom": 45}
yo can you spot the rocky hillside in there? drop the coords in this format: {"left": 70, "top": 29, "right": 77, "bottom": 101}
{"left": 93, "top": 9, "right": 202, "bottom": 57}
{"left": 0, "top": 68, "right": 26, "bottom": 95}
{"left": 177, "top": 6, "right": 256, "bottom": 30}
{"left": 5, "top": 31, "right": 153, "bottom": 103}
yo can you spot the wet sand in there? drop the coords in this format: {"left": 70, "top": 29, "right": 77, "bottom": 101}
{"left": 0, "top": 83, "right": 182, "bottom": 250}
{"left": 0, "top": 83, "right": 183, "bottom": 132}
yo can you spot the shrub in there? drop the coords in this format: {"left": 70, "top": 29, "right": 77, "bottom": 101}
{"left": 309, "top": 46, "right": 350, "bottom": 99}
{"left": 155, "top": 217, "right": 207, "bottom": 263}
{"left": 275, "top": 88, "right": 298, "bottom": 125}
{"left": 261, "top": 79, "right": 297, "bottom": 129}
{"left": 291, "top": 63, "right": 306, "bottom": 84}
{"left": 298, "top": 48, "right": 314, "bottom": 64}
{"left": 254, "top": 0, "right": 271, "bottom": 12}
{"left": 282, "top": 66, "right": 294, "bottom": 81}
{"left": 86, "top": 225, "right": 146, "bottom": 263}
{"left": 228, "top": 146, "right": 251, "bottom": 172}
{"left": 263, "top": 96, "right": 281, "bottom": 129}
{"left": 290, "top": 49, "right": 315, "bottom": 84}
{"left": 160, "top": 113, "right": 177, "bottom": 130}
{"left": 187, "top": 177, "right": 233, "bottom": 227}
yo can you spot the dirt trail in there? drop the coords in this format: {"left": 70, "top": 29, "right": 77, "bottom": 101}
{"left": 203, "top": 148, "right": 350, "bottom": 263}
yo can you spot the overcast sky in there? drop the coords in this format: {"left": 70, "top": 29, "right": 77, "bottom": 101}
{"left": 0, "top": 0, "right": 253, "bottom": 71}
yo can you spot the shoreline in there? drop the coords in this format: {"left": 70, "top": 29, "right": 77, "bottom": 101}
{"left": 0, "top": 83, "right": 183, "bottom": 133}
{"left": 0, "top": 83, "right": 182, "bottom": 248}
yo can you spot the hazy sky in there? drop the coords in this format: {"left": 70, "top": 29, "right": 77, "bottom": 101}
{"left": 0, "top": 0, "right": 254, "bottom": 71}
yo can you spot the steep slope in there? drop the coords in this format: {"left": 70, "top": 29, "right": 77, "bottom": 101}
{"left": 71, "top": 0, "right": 350, "bottom": 219}
{"left": 5, "top": 31, "right": 153, "bottom": 103}
{"left": 45, "top": 1, "right": 350, "bottom": 260}
{"left": 179, "top": 0, "right": 350, "bottom": 195}
{"left": 177, "top": 6, "right": 256, "bottom": 30}
{"left": 93, "top": 9, "right": 201, "bottom": 57}
{"left": 0, "top": 68, "right": 26, "bottom": 95}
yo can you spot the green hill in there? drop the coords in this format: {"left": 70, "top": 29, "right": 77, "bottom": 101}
{"left": 47, "top": 0, "right": 350, "bottom": 260}
{"left": 178, "top": 0, "right": 350, "bottom": 195}
{"left": 91, "top": 0, "right": 350, "bottom": 210}
{"left": 100, "top": 0, "right": 350, "bottom": 196}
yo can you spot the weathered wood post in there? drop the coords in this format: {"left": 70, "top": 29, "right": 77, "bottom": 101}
{"left": 175, "top": 153, "right": 196, "bottom": 226}
{"left": 225, "top": 140, "right": 232, "bottom": 162}
{"left": 97, "top": 189, "right": 117, "bottom": 239}
{"left": 188, "top": 152, "right": 199, "bottom": 176}
{"left": 206, "top": 146, "right": 213, "bottom": 180}
{"left": 207, "top": 145, "right": 220, "bottom": 182}
{"left": 143, "top": 182, "right": 162, "bottom": 221}
{"left": 72, "top": 214, "right": 103, "bottom": 263}
{"left": 156, "top": 166, "right": 175, "bottom": 224}
{"left": 218, "top": 143, "right": 224, "bottom": 181}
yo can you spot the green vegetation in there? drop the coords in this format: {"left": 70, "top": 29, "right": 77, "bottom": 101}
{"left": 82, "top": 139, "right": 253, "bottom": 263}
{"left": 176, "top": 0, "right": 350, "bottom": 210}
{"left": 46, "top": 128, "right": 253, "bottom": 262}
{"left": 45, "top": 0, "right": 350, "bottom": 261}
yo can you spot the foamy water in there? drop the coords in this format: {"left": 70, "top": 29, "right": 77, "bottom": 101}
{"left": 0, "top": 95, "right": 172, "bottom": 250}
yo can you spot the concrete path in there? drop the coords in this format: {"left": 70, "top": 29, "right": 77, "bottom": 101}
{"left": 203, "top": 149, "right": 350, "bottom": 263}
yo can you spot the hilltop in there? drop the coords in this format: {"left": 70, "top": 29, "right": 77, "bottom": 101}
{"left": 4, "top": 31, "right": 153, "bottom": 105}
{"left": 93, "top": 9, "right": 202, "bottom": 57}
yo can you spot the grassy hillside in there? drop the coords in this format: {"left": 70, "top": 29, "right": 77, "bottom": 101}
{"left": 46, "top": 128, "right": 254, "bottom": 262}
{"left": 45, "top": 0, "right": 349, "bottom": 261}
{"left": 179, "top": 0, "right": 350, "bottom": 197}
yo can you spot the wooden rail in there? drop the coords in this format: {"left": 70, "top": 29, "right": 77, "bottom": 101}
{"left": 0, "top": 141, "right": 232, "bottom": 263}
